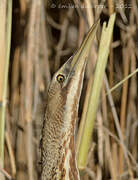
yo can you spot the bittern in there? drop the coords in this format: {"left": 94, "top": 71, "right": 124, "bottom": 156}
{"left": 41, "top": 21, "right": 99, "bottom": 180}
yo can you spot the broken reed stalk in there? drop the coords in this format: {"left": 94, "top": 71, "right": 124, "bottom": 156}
{"left": 77, "top": 13, "right": 116, "bottom": 169}
{"left": 0, "top": 0, "right": 12, "bottom": 169}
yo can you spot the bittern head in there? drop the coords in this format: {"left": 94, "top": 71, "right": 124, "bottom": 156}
{"left": 41, "top": 21, "right": 99, "bottom": 180}
{"left": 47, "top": 21, "right": 100, "bottom": 119}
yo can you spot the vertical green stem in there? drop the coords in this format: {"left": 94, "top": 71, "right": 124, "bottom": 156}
{"left": 77, "top": 13, "right": 116, "bottom": 169}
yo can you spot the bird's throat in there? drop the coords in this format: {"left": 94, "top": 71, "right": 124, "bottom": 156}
{"left": 41, "top": 118, "right": 80, "bottom": 180}
{"left": 41, "top": 90, "right": 80, "bottom": 180}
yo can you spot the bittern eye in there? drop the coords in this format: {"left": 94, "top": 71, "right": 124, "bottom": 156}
{"left": 56, "top": 74, "right": 65, "bottom": 83}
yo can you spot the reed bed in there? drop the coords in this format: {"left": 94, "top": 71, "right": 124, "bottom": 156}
{"left": 0, "top": 0, "right": 138, "bottom": 180}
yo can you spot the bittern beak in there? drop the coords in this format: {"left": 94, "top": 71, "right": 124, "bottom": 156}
{"left": 57, "top": 20, "right": 100, "bottom": 86}
{"left": 70, "top": 20, "right": 100, "bottom": 74}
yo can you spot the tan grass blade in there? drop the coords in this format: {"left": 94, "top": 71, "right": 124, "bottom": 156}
{"left": 0, "top": 0, "right": 12, "bottom": 179}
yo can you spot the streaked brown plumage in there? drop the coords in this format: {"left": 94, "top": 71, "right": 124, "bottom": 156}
{"left": 41, "top": 21, "right": 99, "bottom": 180}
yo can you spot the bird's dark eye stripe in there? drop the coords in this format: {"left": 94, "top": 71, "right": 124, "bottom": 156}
{"left": 56, "top": 74, "right": 65, "bottom": 83}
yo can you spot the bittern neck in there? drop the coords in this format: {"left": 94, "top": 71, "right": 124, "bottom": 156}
{"left": 41, "top": 89, "right": 80, "bottom": 180}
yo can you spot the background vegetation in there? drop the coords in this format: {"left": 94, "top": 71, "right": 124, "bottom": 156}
{"left": 0, "top": 0, "right": 138, "bottom": 179}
